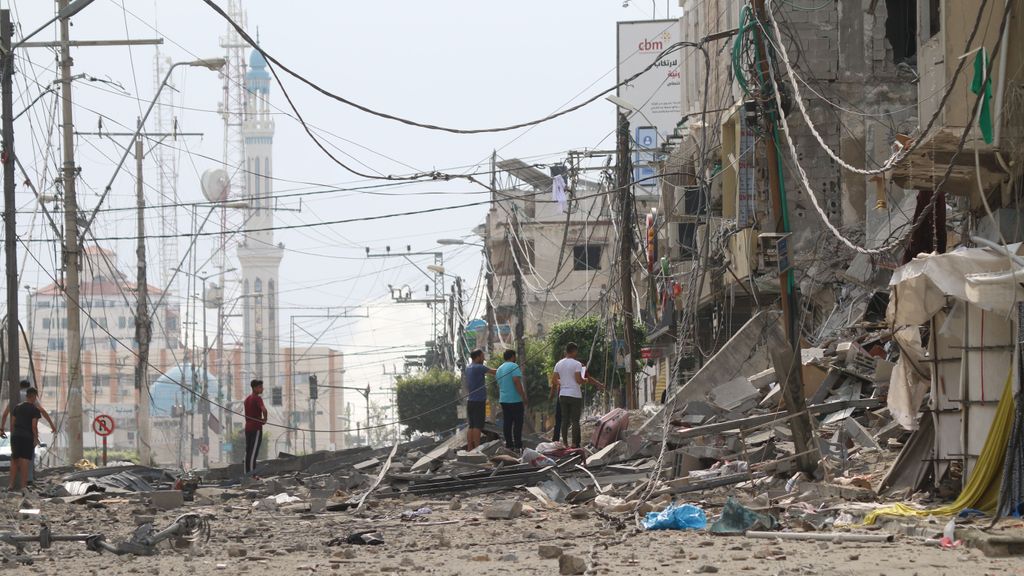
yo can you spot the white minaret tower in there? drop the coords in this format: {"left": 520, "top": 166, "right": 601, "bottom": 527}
{"left": 237, "top": 50, "right": 283, "bottom": 394}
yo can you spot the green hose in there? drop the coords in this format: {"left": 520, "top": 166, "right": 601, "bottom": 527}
{"left": 732, "top": 6, "right": 752, "bottom": 96}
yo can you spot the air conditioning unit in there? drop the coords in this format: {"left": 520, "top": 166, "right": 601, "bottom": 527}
{"left": 668, "top": 220, "right": 699, "bottom": 261}
{"left": 695, "top": 217, "right": 723, "bottom": 258}
{"left": 672, "top": 185, "right": 707, "bottom": 217}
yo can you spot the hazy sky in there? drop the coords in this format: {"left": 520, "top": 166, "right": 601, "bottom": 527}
{"left": 5, "top": 0, "right": 682, "bottom": 427}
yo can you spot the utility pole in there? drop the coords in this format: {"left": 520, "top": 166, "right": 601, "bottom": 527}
{"left": 368, "top": 248, "right": 447, "bottom": 368}
{"left": 72, "top": 126, "right": 201, "bottom": 467}
{"left": 35, "top": 1, "right": 164, "bottom": 463}
{"left": 615, "top": 111, "right": 637, "bottom": 410}
{"left": 58, "top": 0, "right": 83, "bottom": 462}
{"left": 509, "top": 213, "right": 526, "bottom": 365}
{"left": 134, "top": 121, "right": 151, "bottom": 466}
{"left": 753, "top": 0, "right": 815, "bottom": 474}
{"left": 486, "top": 151, "right": 497, "bottom": 356}
{"left": 2, "top": 9, "right": 18, "bottom": 420}
{"left": 289, "top": 310, "right": 366, "bottom": 452}
{"left": 454, "top": 276, "right": 466, "bottom": 366}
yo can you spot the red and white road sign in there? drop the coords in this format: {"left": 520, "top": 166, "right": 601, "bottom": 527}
{"left": 92, "top": 414, "right": 115, "bottom": 437}
{"left": 199, "top": 443, "right": 209, "bottom": 455}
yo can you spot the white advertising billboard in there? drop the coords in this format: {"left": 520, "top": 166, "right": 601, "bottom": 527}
{"left": 616, "top": 20, "right": 681, "bottom": 188}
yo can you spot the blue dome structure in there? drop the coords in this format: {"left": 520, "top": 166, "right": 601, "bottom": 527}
{"left": 150, "top": 363, "right": 221, "bottom": 417}
{"left": 245, "top": 49, "right": 270, "bottom": 94}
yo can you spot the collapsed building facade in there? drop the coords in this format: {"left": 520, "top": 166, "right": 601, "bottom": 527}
{"left": 646, "top": 0, "right": 1024, "bottom": 501}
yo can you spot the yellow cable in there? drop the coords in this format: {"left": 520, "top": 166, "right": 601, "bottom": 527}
{"left": 864, "top": 371, "right": 1014, "bottom": 525}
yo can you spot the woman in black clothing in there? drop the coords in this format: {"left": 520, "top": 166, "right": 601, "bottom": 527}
{"left": 9, "top": 387, "right": 41, "bottom": 491}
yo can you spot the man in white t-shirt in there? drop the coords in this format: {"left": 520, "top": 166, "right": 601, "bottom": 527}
{"left": 552, "top": 342, "right": 604, "bottom": 448}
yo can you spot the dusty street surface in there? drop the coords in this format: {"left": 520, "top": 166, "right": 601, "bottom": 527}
{"left": 11, "top": 491, "right": 1023, "bottom": 576}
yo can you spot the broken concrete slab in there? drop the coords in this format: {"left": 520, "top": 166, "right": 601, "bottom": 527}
{"left": 845, "top": 418, "right": 882, "bottom": 451}
{"left": 411, "top": 429, "right": 467, "bottom": 473}
{"left": 585, "top": 440, "right": 626, "bottom": 466}
{"left": 638, "top": 311, "right": 780, "bottom": 437}
{"left": 456, "top": 450, "right": 489, "bottom": 464}
{"left": 707, "top": 376, "right": 762, "bottom": 412}
{"left": 353, "top": 458, "right": 381, "bottom": 471}
{"left": 748, "top": 368, "right": 776, "bottom": 390}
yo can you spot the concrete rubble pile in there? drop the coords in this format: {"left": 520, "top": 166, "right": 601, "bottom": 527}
{"left": 4, "top": 296, "right": 1023, "bottom": 571}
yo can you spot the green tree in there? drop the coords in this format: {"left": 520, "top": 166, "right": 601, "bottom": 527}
{"left": 546, "top": 315, "right": 646, "bottom": 397}
{"left": 487, "top": 338, "right": 554, "bottom": 412}
{"left": 396, "top": 369, "right": 460, "bottom": 435}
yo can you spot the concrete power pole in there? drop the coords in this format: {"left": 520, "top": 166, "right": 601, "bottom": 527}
{"left": 510, "top": 213, "right": 526, "bottom": 366}
{"left": 58, "top": 0, "right": 84, "bottom": 462}
{"left": 615, "top": 111, "right": 637, "bottom": 410}
{"left": 70, "top": 123, "right": 200, "bottom": 467}
{"left": 134, "top": 122, "right": 152, "bottom": 466}
{"left": 2, "top": 10, "right": 18, "bottom": 421}
{"left": 28, "top": 2, "right": 164, "bottom": 464}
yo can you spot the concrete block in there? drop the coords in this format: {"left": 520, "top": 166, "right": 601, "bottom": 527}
{"left": 456, "top": 450, "right": 489, "bottom": 464}
{"left": 149, "top": 490, "right": 184, "bottom": 511}
{"left": 559, "top": 553, "right": 587, "bottom": 575}
{"left": 538, "top": 544, "right": 563, "bottom": 559}
{"left": 485, "top": 500, "right": 523, "bottom": 520}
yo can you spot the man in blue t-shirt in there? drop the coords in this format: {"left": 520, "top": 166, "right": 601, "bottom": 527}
{"left": 463, "top": 349, "right": 494, "bottom": 450}
{"left": 496, "top": 349, "right": 527, "bottom": 451}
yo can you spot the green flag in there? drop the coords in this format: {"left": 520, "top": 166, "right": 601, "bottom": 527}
{"left": 971, "top": 49, "right": 993, "bottom": 145}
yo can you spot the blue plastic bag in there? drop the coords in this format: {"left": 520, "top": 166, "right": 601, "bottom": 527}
{"left": 641, "top": 502, "right": 707, "bottom": 531}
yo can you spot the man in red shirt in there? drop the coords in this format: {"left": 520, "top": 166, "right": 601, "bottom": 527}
{"left": 243, "top": 379, "right": 268, "bottom": 477}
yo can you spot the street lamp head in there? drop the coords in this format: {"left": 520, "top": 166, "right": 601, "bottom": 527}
{"left": 189, "top": 58, "right": 227, "bottom": 71}
{"left": 57, "top": 0, "right": 97, "bottom": 20}
{"left": 427, "top": 265, "right": 445, "bottom": 275}
{"left": 606, "top": 95, "right": 640, "bottom": 113}
{"left": 436, "top": 238, "right": 464, "bottom": 246}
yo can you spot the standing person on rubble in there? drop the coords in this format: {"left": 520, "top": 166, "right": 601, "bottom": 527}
{"left": 548, "top": 372, "right": 562, "bottom": 443}
{"left": 553, "top": 342, "right": 604, "bottom": 448}
{"left": 464, "top": 349, "right": 495, "bottom": 451}
{"left": 243, "top": 379, "right": 269, "bottom": 478}
{"left": 7, "top": 387, "right": 42, "bottom": 492}
{"left": 1, "top": 379, "right": 56, "bottom": 485}
{"left": 496, "top": 349, "right": 527, "bottom": 452}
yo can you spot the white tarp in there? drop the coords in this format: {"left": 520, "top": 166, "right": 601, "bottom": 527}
{"left": 886, "top": 244, "right": 1024, "bottom": 430}
{"left": 887, "top": 244, "right": 1024, "bottom": 326}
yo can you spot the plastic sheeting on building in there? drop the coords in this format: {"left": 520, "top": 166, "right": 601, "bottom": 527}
{"left": 885, "top": 243, "right": 1023, "bottom": 481}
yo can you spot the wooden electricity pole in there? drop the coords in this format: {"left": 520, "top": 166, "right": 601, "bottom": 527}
{"left": 753, "top": 0, "right": 816, "bottom": 475}
{"left": 615, "top": 111, "right": 637, "bottom": 409}
{"left": 2, "top": 9, "right": 18, "bottom": 420}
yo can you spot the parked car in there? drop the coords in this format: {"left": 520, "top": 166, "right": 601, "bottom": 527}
{"left": 0, "top": 433, "right": 52, "bottom": 472}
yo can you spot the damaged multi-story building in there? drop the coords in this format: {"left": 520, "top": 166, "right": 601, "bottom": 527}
{"left": 650, "top": 0, "right": 1017, "bottom": 389}
{"left": 641, "top": 0, "right": 1024, "bottom": 496}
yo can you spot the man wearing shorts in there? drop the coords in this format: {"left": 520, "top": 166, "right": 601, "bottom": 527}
{"left": 9, "top": 388, "right": 42, "bottom": 491}
{"left": 464, "top": 349, "right": 494, "bottom": 451}
{"left": 1, "top": 380, "right": 55, "bottom": 484}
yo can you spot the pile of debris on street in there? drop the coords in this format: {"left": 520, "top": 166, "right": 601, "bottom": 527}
{"left": 0, "top": 322, "right": 1015, "bottom": 573}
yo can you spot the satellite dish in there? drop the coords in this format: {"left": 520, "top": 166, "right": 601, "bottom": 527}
{"left": 201, "top": 169, "right": 229, "bottom": 203}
